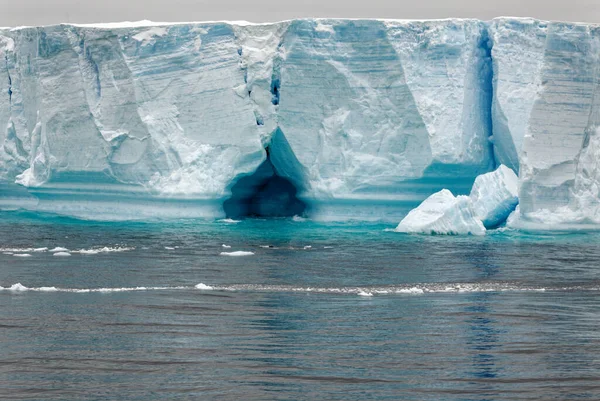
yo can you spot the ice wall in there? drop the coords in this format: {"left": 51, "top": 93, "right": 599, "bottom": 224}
{"left": 277, "top": 19, "right": 494, "bottom": 213}
{"left": 491, "top": 20, "right": 600, "bottom": 228}
{"left": 0, "top": 23, "right": 269, "bottom": 218}
{"left": 0, "top": 18, "right": 599, "bottom": 225}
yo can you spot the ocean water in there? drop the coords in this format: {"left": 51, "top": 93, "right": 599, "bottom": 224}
{"left": 1, "top": 211, "right": 600, "bottom": 400}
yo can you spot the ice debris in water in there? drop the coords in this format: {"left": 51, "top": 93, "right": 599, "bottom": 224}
{"left": 195, "top": 283, "right": 214, "bottom": 290}
{"left": 13, "top": 253, "right": 32, "bottom": 257}
{"left": 49, "top": 247, "right": 69, "bottom": 253}
{"left": 396, "top": 189, "right": 486, "bottom": 235}
{"left": 9, "top": 283, "right": 28, "bottom": 291}
{"left": 358, "top": 291, "right": 374, "bottom": 297}
{"left": 218, "top": 219, "right": 241, "bottom": 224}
{"left": 396, "top": 165, "right": 519, "bottom": 235}
{"left": 220, "top": 251, "right": 255, "bottom": 256}
{"left": 222, "top": 244, "right": 232, "bottom": 248}
{"left": 53, "top": 252, "right": 71, "bottom": 257}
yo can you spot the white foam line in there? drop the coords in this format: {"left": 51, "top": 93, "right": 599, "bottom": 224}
{"left": 2, "top": 246, "right": 135, "bottom": 255}
{"left": 72, "top": 247, "right": 135, "bottom": 254}
{"left": 0, "top": 283, "right": 191, "bottom": 293}
{"left": 1, "top": 282, "right": 596, "bottom": 295}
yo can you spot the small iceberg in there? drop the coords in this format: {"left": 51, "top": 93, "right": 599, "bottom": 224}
{"left": 470, "top": 164, "right": 519, "bottom": 228}
{"left": 49, "top": 247, "right": 69, "bottom": 252}
{"left": 395, "top": 189, "right": 485, "bottom": 235}
{"left": 9, "top": 283, "right": 28, "bottom": 291}
{"left": 220, "top": 251, "right": 255, "bottom": 256}
{"left": 395, "top": 165, "right": 519, "bottom": 235}
{"left": 195, "top": 283, "right": 214, "bottom": 290}
{"left": 218, "top": 218, "right": 241, "bottom": 224}
{"left": 53, "top": 252, "right": 72, "bottom": 257}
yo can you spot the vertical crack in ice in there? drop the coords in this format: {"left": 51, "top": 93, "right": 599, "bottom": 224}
{"left": 480, "top": 25, "right": 497, "bottom": 171}
{"left": 270, "top": 50, "right": 281, "bottom": 106}
{"left": 4, "top": 53, "right": 12, "bottom": 105}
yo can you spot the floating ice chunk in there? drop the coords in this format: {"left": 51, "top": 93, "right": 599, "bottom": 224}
{"left": 292, "top": 215, "right": 307, "bottom": 222}
{"left": 53, "top": 252, "right": 71, "bottom": 257}
{"left": 395, "top": 287, "right": 425, "bottom": 294}
{"left": 395, "top": 189, "right": 486, "bottom": 235}
{"left": 358, "top": 291, "right": 373, "bottom": 297}
{"left": 303, "top": 245, "right": 312, "bottom": 249}
{"left": 13, "top": 254, "right": 32, "bottom": 257}
{"left": 470, "top": 165, "right": 519, "bottom": 228}
{"left": 195, "top": 283, "right": 214, "bottom": 290}
{"left": 222, "top": 244, "right": 232, "bottom": 248}
{"left": 164, "top": 246, "right": 175, "bottom": 250}
{"left": 9, "top": 283, "right": 28, "bottom": 291}
{"left": 49, "top": 247, "right": 69, "bottom": 252}
{"left": 38, "top": 286, "right": 59, "bottom": 292}
{"left": 77, "top": 249, "right": 99, "bottom": 255}
{"left": 33, "top": 247, "right": 48, "bottom": 252}
{"left": 220, "top": 251, "right": 255, "bottom": 256}
{"left": 218, "top": 219, "right": 241, "bottom": 224}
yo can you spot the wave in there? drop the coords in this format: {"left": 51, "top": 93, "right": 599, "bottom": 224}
{"left": 1, "top": 246, "right": 135, "bottom": 255}
{"left": 0, "top": 283, "right": 188, "bottom": 293}
{"left": 3, "top": 281, "right": 600, "bottom": 296}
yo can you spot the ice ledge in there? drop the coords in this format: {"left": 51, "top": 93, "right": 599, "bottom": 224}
{"left": 4, "top": 17, "right": 600, "bottom": 31}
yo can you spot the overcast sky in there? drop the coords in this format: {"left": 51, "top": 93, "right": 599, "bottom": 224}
{"left": 3, "top": 0, "right": 599, "bottom": 27}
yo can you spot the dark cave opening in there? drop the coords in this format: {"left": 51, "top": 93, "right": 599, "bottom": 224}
{"left": 223, "top": 148, "right": 306, "bottom": 219}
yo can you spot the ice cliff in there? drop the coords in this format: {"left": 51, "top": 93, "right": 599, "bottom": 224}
{"left": 0, "top": 18, "right": 598, "bottom": 226}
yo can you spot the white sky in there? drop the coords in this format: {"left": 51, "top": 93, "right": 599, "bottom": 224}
{"left": 2, "top": 0, "right": 599, "bottom": 27}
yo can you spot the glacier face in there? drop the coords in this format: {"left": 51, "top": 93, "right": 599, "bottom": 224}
{"left": 0, "top": 18, "right": 598, "bottom": 225}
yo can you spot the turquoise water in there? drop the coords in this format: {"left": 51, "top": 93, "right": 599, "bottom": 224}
{"left": 1, "top": 211, "right": 600, "bottom": 400}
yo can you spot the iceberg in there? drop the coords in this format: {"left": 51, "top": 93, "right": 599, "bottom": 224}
{"left": 470, "top": 165, "right": 518, "bottom": 228}
{"left": 0, "top": 18, "right": 598, "bottom": 227}
{"left": 396, "top": 164, "right": 518, "bottom": 234}
{"left": 395, "top": 189, "right": 485, "bottom": 235}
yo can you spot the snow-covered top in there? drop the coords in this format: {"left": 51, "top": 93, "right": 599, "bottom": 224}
{"left": 2, "top": 16, "right": 598, "bottom": 32}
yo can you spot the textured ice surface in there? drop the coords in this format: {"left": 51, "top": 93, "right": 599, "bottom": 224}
{"left": 395, "top": 189, "right": 486, "bottom": 235}
{"left": 397, "top": 165, "right": 517, "bottom": 234}
{"left": 470, "top": 165, "right": 518, "bottom": 228}
{"left": 0, "top": 18, "right": 599, "bottom": 226}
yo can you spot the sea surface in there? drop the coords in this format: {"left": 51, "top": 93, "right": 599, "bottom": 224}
{"left": 1, "top": 211, "right": 600, "bottom": 400}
